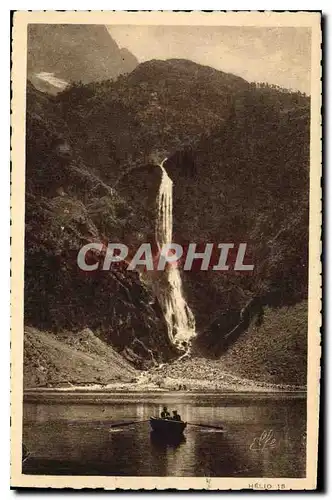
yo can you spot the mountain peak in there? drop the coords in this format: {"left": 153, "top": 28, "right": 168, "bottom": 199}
{"left": 27, "top": 24, "right": 138, "bottom": 85}
{"left": 127, "top": 57, "right": 248, "bottom": 91}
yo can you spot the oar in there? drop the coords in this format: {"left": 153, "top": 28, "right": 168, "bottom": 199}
{"left": 110, "top": 419, "right": 150, "bottom": 429}
{"left": 187, "top": 422, "right": 224, "bottom": 431}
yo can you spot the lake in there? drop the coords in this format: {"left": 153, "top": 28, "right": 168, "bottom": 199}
{"left": 22, "top": 391, "right": 306, "bottom": 477}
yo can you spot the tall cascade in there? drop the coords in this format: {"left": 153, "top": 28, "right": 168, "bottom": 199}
{"left": 155, "top": 160, "right": 196, "bottom": 349}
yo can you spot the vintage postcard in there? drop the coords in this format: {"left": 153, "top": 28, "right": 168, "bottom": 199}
{"left": 11, "top": 11, "right": 321, "bottom": 490}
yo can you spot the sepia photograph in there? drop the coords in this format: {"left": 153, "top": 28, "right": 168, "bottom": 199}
{"left": 10, "top": 11, "right": 321, "bottom": 490}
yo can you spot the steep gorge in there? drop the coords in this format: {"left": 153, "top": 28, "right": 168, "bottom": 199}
{"left": 24, "top": 58, "right": 309, "bottom": 385}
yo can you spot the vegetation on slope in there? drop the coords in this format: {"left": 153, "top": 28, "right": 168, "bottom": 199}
{"left": 24, "top": 326, "right": 138, "bottom": 388}
{"left": 153, "top": 302, "right": 307, "bottom": 387}
{"left": 24, "top": 58, "right": 309, "bottom": 385}
{"left": 24, "top": 82, "right": 176, "bottom": 369}
{"left": 220, "top": 302, "right": 307, "bottom": 385}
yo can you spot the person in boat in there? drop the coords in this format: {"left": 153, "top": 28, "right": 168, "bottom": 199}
{"left": 172, "top": 410, "right": 182, "bottom": 421}
{"left": 161, "top": 406, "right": 171, "bottom": 419}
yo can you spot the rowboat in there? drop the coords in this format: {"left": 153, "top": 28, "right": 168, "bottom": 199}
{"left": 150, "top": 417, "right": 187, "bottom": 435}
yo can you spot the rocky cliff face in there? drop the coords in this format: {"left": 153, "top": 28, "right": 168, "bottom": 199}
{"left": 27, "top": 24, "right": 138, "bottom": 90}
{"left": 25, "top": 57, "right": 309, "bottom": 382}
{"left": 163, "top": 85, "right": 309, "bottom": 343}
{"left": 63, "top": 59, "right": 308, "bottom": 347}
{"left": 25, "top": 82, "right": 176, "bottom": 368}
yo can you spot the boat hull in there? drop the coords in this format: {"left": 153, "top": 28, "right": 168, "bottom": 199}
{"left": 150, "top": 417, "right": 187, "bottom": 435}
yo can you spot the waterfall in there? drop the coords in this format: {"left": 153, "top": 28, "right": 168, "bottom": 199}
{"left": 155, "top": 159, "right": 196, "bottom": 350}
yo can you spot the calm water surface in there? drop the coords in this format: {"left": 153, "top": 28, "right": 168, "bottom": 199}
{"left": 23, "top": 392, "right": 306, "bottom": 477}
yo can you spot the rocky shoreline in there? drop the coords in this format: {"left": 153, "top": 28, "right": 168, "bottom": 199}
{"left": 24, "top": 369, "right": 306, "bottom": 394}
{"left": 24, "top": 327, "right": 306, "bottom": 393}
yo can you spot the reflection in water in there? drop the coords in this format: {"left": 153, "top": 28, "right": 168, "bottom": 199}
{"left": 149, "top": 431, "right": 187, "bottom": 477}
{"left": 150, "top": 430, "right": 186, "bottom": 448}
{"left": 22, "top": 393, "right": 306, "bottom": 477}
